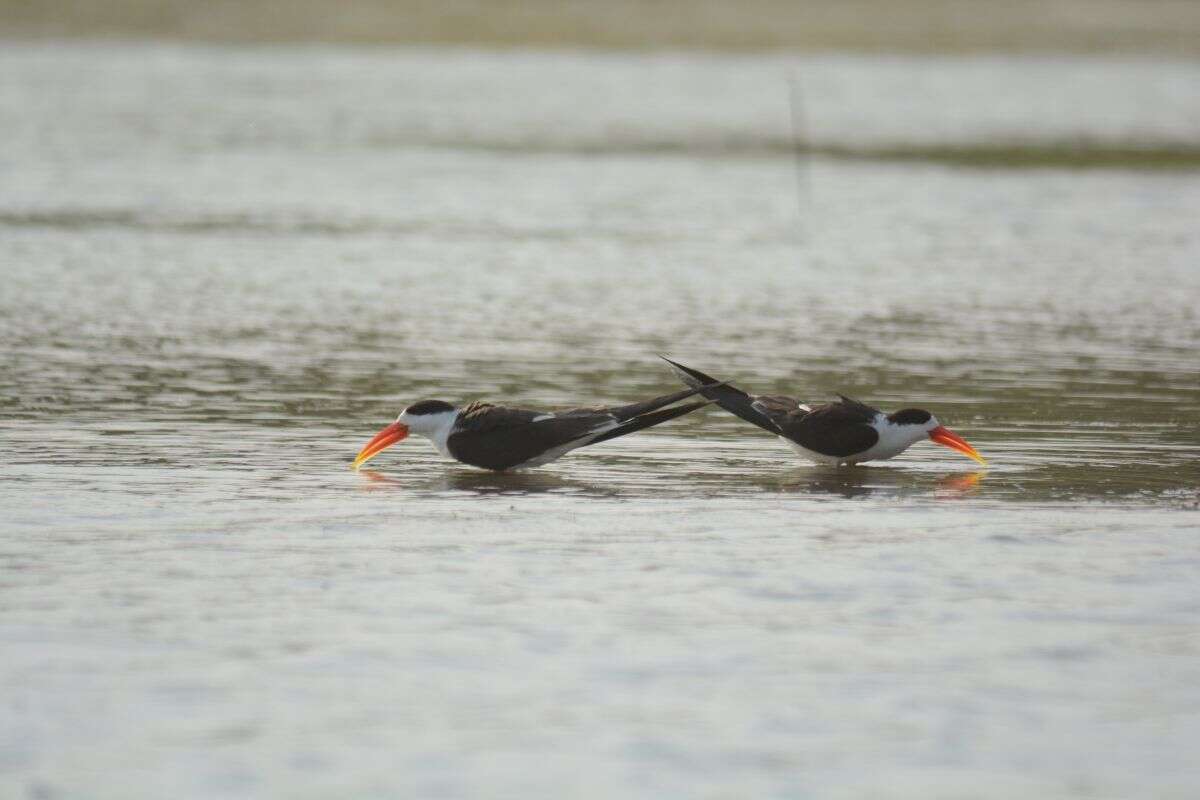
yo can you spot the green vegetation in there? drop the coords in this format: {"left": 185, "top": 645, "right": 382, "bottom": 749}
{"left": 409, "top": 138, "right": 1200, "bottom": 170}
{"left": 5, "top": 0, "right": 1200, "bottom": 55}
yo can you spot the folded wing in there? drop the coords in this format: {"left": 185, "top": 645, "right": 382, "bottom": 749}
{"left": 447, "top": 388, "right": 708, "bottom": 471}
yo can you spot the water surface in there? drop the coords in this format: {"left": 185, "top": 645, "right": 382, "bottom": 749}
{"left": 2, "top": 43, "right": 1199, "bottom": 799}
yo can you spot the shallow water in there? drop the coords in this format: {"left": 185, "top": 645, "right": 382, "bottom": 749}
{"left": 2, "top": 43, "right": 1199, "bottom": 799}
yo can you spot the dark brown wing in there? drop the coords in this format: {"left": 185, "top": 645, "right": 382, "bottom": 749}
{"left": 453, "top": 402, "right": 544, "bottom": 432}
{"left": 750, "top": 395, "right": 805, "bottom": 427}
{"left": 777, "top": 397, "right": 881, "bottom": 458}
{"left": 446, "top": 389, "right": 705, "bottom": 471}
{"left": 586, "top": 401, "right": 709, "bottom": 444}
{"left": 599, "top": 386, "right": 707, "bottom": 422}
{"left": 447, "top": 402, "right": 616, "bottom": 471}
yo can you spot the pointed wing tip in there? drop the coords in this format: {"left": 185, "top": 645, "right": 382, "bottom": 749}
{"left": 657, "top": 353, "right": 683, "bottom": 368}
{"left": 658, "top": 354, "right": 701, "bottom": 384}
{"left": 658, "top": 354, "right": 705, "bottom": 377}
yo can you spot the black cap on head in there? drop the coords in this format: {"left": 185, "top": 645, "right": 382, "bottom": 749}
{"left": 887, "top": 408, "right": 932, "bottom": 426}
{"left": 404, "top": 399, "right": 456, "bottom": 416}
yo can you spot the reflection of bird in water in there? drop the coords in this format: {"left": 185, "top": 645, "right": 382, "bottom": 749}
{"left": 355, "top": 469, "right": 404, "bottom": 486}
{"left": 353, "top": 469, "right": 411, "bottom": 494}
{"left": 934, "top": 470, "right": 984, "bottom": 498}
{"left": 769, "top": 468, "right": 986, "bottom": 499}
{"left": 359, "top": 465, "right": 982, "bottom": 500}
{"left": 771, "top": 468, "right": 887, "bottom": 498}
{"left": 435, "top": 469, "right": 619, "bottom": 497}
{"left": 355, "top": 468, "right": 618, "bottom": 498}
{"left": 663, "top": 357, "right": 986, "bottom": 467}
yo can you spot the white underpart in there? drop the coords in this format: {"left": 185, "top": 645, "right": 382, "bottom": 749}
{"left": 782, "top": 437, "right": 843, "bottom": 466}
{"left": 784, "top": 413, "right": 938, "bottom": 466}
{"left": 397, "top": 409, "right": 460, "bottom": 458}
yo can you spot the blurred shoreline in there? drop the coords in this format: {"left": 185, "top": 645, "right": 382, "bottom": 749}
{"left": 5, "top": 0, "right": 1200, "bottom": 55}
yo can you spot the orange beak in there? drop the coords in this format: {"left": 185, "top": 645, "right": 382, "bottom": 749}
{"left": 352, "top": 421, "right": 409, "bottom": 470}
{"left": 928, "top": 425, "right": 986, "bottom": 465}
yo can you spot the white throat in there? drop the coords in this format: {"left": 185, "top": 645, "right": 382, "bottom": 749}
{"left": 401, "top": 409, "right": 460, "bottom": 457}
{"left": 865, "top": 414, "right": 932, "bottom": 462}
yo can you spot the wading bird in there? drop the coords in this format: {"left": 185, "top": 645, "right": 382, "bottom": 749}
{"left": 352, "top": 386, "right": 713, "bottom": 472}
{"left": 662, "top": 357, "right": 985, "bottom": 467}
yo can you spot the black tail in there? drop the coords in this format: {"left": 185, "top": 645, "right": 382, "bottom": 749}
{"left": 588, "top": 400, "right": 709, "bottom": 445}
{"left": 658, "top": 356, "right": 783, "bottom": 435}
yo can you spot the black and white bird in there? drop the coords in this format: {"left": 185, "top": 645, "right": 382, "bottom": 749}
{"left": 662, "top": 357, "right": 985, "bottom": 466}
{"left": 352, "top": 386, "right": 712, "bottom": 472}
